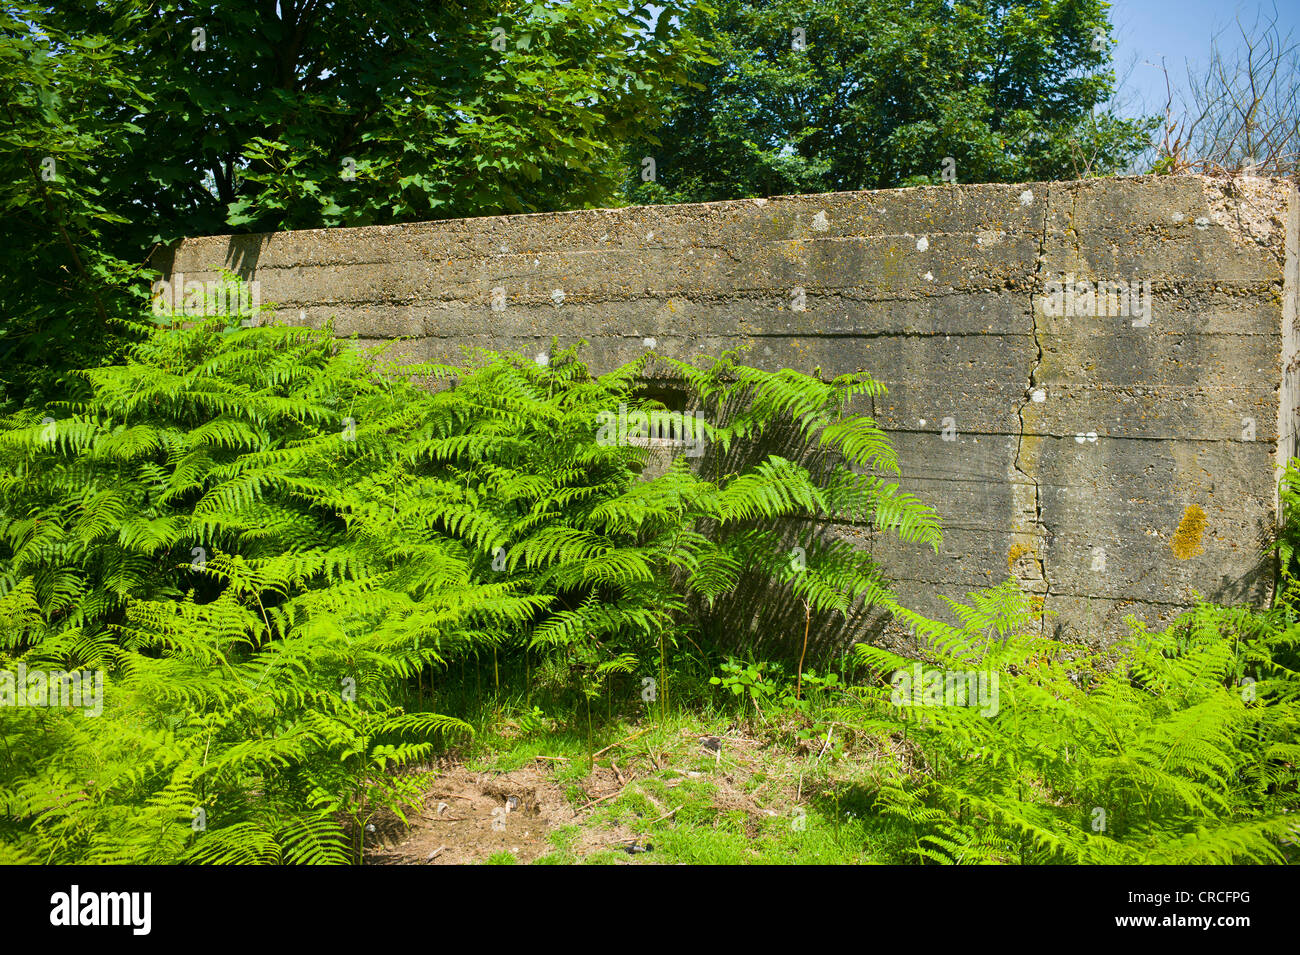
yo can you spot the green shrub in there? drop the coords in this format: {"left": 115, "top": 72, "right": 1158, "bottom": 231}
{"left": 0, "top": 311, "right": 936, "bottom": 862}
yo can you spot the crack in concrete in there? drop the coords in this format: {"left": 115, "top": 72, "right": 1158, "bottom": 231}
{"left": 1011, "top": 183, "right": 1054, "bottom": 631}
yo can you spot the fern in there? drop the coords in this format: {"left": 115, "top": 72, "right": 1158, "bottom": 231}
{"left": 842, "top": 581, "right": 1300, "bottom": 864}
{"left": 0, "top": 308, "right": 934, "bottom": 863}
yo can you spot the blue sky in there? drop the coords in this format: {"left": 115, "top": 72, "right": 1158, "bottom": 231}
{"left": 1110, "top": 0, "right": 1299, "bottom": 115}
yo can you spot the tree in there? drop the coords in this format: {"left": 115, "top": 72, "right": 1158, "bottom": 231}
{"left": 41, "top": 0, "right": 710, "bottom": 245}
{"left": 0, "top": 3, "right": 152, "bottom": 410}
{"left": 0, "top": 1, "right": 711, "bottom": 409}
{"left": 626, "top": 0, "right": 1156, "bottom": 203}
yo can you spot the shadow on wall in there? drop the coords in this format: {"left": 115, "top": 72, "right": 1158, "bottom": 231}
{"left": 144, "top": 233, "right": 268, "bottom": 295}
{"left": 1211, "top": 514, "right": 1276, "bottom": 606}
{"left": 644, "top": 375, "right": 895, "bottom": 664}
{"left": 699, "top": 568, "right": 892, "bottom": 666}
{"left": 223, "top": 233, "right": 268, "bottom": 281}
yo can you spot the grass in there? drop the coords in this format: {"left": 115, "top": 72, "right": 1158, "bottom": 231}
{"left": 416, "top": 670, "right": 911, "bottom": 865}
{"left": 381, "top": 606, "right": 1300, "bottom": 866}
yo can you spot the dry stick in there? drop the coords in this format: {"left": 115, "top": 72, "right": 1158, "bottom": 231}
{"left": 592, "top": 726, "right": 652, "bottom": 759}
{"left": 796, "top": 598, "right": 812, "bottom": 701}
{"left": 647, "top": 806, "right": 679, "bottom": 826}
{"left": 816, "top": 723, "right": 837, "bottom": 762}
{"left": 581, "top": 783, "right": 632, "bottom": 811}
{"left": 677, "top": 729, "right": 754, "bottom": 744}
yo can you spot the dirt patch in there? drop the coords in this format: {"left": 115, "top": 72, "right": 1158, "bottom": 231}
{"left": 365, "top": 762, "right": 646, "bottom": 864}
{"left": 366, "top": 764, "right": 572, "bottom": 865}
{"left": 364, "top": 728, "right": 837, "bottom": 864}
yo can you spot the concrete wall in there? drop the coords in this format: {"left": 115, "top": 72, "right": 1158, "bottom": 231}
{"left": 159, "top": 175, "right": 1300, "bottom": 645}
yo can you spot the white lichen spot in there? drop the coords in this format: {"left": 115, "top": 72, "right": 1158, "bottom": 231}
{"left": 535, "top": 353, "right": 549, "bottom": 367}
{"left": 643, "top": 337, "right": 657, "bottom": 349}
{"left": 916, "top": 236, "right": 929, "bottom": 252}
{"left": 1171, "top": 212, "right": 1185, "bottom": 223}
{"left": 1018, "top": 190, "right": 1034, "bottom": 206}
{"left": 924, "top": 271, "right": 934, "bottom": 281}
{"left": 551, "top": 288, "right": 565, "bottom": 306}
{"left": 811, "top": 211, "right": 829, "bottom": 231}
{"left": 1194, "top": 217, "right": 1210, "bottom": 230}
{"left": 1031, "top": 389, "right": 1046, "bottom": 403}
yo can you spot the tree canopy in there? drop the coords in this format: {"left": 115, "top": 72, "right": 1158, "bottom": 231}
{"left": 626, "top": 0, "right": 1156, "bottom": 203}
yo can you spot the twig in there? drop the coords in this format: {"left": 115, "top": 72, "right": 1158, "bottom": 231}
{"left": 648, "top": 806, "right": 680, "bottom": 826}
{"left": 593, "top": 727, "right": 652, "bottom": 759}
{"left": 817, "top": 723, "right": 838, "bottom": 761}
{"left": 797, "top": 598, "right": 811, "bottom": 700}
{"left": 581, "top": 783, "right": 632, "bottom": 810}
{"left": 534, "top": 755, "right": 570, "bottom": 762}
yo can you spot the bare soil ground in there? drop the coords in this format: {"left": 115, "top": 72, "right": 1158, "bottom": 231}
{"left": 364, "top": 730, "right": 806, "bottom": 865}
{"left": 364, "top": 761, "right": 653, "bottom": 864}
{"left": 366, "top": 764, "right": 573, "bottom": 864}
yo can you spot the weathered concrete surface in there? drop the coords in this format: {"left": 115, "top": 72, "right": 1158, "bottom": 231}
{"left": 160, "top": 175, "right": 1300, "bottom": 646}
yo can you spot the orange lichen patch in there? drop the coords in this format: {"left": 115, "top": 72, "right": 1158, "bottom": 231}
{"left": 1008, "top": 542, "right": 1034, "bottom": 571}
{"left": 1170, "top": 505, "right": 1208, "bottom": 560}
